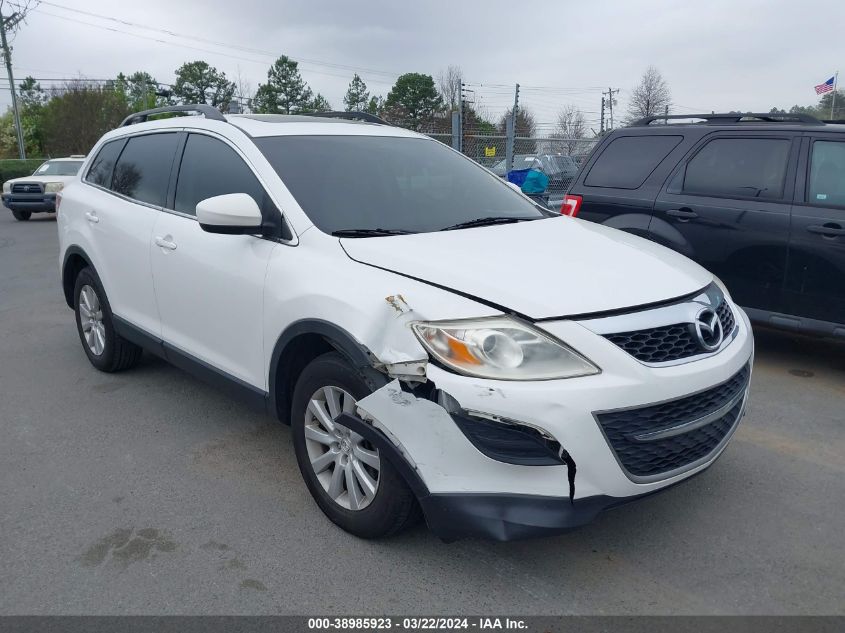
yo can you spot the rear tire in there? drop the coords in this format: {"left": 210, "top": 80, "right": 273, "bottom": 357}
{"left": 73, "top": 267, "right": 142, "bottom": 372}
{"left": 11, "top": 210, "right": 31, "bottom": 221}
{"left": 291, "top": 352, "right": 421, "bottom": 538}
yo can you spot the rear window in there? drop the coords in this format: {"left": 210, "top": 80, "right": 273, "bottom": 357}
{"left": 110, "top": 133, "right": 179, "bottom": 207}
{"left": 683, "top": 137, "right": 790, "bottom": 200}
{"left": 585, "top": 135, "right": 683, "bottom": 189}
{"left": 86, "top": 140, "right": 124, "bottom": 188}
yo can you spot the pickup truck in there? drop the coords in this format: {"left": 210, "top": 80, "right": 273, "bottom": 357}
{"left": 3, "top": 156, "right": 85, "bottom": 220}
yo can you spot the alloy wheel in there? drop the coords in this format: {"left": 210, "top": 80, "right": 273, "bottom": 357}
{"left": 304, "top": 386, "right": 380, "bottom": 511}
{"left": 79, "top": 285, "right": 106, "bottom": 356}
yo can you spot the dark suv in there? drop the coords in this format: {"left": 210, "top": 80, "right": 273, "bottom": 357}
{"left": 564, "top": 113, "right": 845, "bottom": 339}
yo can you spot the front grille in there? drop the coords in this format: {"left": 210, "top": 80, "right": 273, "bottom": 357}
{"left": 595, "top": 363, "right": 750, "bottom": 478}
{"left": 604, "top": 299, "right": 736, "bottom": 364}
{"left": 11, "top": 182, "right": 43, "bottom": 194}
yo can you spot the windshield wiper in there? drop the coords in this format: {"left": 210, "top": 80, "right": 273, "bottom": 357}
{"left": 331, "top": 228, "right": 418, "bottom": 238}
{"left": 440, "top": 216, "right": 539, "bottom": 231}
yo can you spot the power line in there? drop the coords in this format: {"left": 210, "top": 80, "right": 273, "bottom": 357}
{"left": 38, "top": 1, "right": 402, "bottom": 81}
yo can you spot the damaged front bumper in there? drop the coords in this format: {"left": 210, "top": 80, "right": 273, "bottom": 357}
{"left": 347, "top": 308, "right": 754, "bottom": 542}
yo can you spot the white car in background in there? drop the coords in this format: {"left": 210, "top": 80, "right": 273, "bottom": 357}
{"left": 3, "top": 156, "right": 85, "bottom": 221}
{"left": 57, "top": 105, "right": 754, "bottom": 541}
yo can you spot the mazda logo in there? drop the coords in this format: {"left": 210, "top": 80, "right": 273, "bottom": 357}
{"left": 694, "top": 308, "right": 724, "bottom": 351}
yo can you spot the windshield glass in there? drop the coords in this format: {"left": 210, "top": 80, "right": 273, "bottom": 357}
{"left": 34, "top": 161, "right": 83, "bottom": 176}
{"left": 255, "top": 136, "right": 545, "bottom": 234}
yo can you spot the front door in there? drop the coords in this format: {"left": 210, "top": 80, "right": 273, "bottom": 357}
{"left": 783, "top": 136, "right": 845, "bottom": 328}
{"left": 651, "top": 134, "right": 798, "bottom": 313}
{"left": 150, "top": 132, "right": 279, "bottom": 390}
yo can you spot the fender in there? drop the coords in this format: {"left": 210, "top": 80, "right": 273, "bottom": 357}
{"left": 268, "top": 319, "right": 390, "bottom": 423}
{"left": 61, "top": 245, "right": 97, "bottom": 308}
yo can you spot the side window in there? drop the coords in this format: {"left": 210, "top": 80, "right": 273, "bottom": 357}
{"left": 174, "top": 134, "right": 266, "bottom": 216}
{"left": 111, "top": 133, "right": 179, "bottom": 207}
{"left": 86, "top": 140, "right": 124, "bottom": 188}
{"left": 808, "top": 140, "right": 845, "bottom": 208}
{"left": 683, "top": 138, "right": 790, "bottom": 200}
{"left": 585, "top": 135, "right": 683, "bottom": 189}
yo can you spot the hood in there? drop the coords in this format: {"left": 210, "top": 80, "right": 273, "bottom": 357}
{"left": 340, "top": 216, "right": 712, "bottom": 319}
{"left": 6, "top": 175, "right": 77, "bottom": 185}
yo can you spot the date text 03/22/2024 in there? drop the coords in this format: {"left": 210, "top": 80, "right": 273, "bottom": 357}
{"left": 307, "top": 617, "right": 528, "bottom": 630}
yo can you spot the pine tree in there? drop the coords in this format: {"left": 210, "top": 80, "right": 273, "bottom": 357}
{"left": 343, "top": 74, "right": 370, "bottom": 112}
{"left": 253, "top": 56, "right": 313, "bottom": 114}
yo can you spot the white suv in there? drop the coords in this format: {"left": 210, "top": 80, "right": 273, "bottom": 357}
{"left": 58, "top": 105, "right": 754, "bottom": 541}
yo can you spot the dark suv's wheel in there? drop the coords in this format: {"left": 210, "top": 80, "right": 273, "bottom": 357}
{"left": 291, "top": 352, "right": 420, "bottom": 538}
{"left": 73, "top": 267, "right": 142, "bottom": 372}
{"left": 12, "top": 210, "right": 31, "bottom": 221}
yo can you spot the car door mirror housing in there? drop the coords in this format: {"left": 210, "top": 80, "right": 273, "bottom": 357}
{"left": 196, "top": 193, "right": 264, "bottom": 235}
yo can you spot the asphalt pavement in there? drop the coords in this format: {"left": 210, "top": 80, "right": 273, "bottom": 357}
{"left": 1, "top": 212, "right": 843, "bottom": 615}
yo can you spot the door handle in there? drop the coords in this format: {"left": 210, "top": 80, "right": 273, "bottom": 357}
{"left": 806, "top": 224, "right": 845, "bottom": 237}
{"left": 154, "top": 236, "right": 177, "bottom": 251}
{"left": 666, "top": 208, "right": 699, "bottom": 220}
{"left": 85, "top": 211, "right": 99, "bottom": 224}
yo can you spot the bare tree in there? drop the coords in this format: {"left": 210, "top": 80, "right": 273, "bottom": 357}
{"left": 437, "top": 65, "right": 462, "bottom": 112}
{"left": 234, "top": 67, "right": 253, "bottom": 113}
{"left": 553, "top": 105, "right": 587, "bottom": 154}
{"left": 625, "top": 66, "right": 671, "bottom": 123}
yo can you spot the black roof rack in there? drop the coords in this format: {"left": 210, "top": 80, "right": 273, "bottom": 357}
{"left": 120, "top": 104, "right": 226, "bottom": 127}
{"left": 632, "top": 112, "right": 824, "bottom": 126}
{"left": 307, "top": 111, "right": 391, "bottom": 125}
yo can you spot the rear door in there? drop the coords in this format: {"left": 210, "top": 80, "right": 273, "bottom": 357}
{"left": 651, "top": 133, "right": 799, "bottom": 313}
{"left": 82, "top": 132, "right": 180, "bottom": 336}
{"left": 783, "top": 135, "right": 845, "bottom": 329}
{"left": 150, "top": 131, "right": 279, "bottom": 390}
{"left": 575, "top": 133, "right": 685, "bottom": 237}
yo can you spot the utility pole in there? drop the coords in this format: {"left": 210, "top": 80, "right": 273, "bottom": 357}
{"left": 604, "top": 87, "right": 619, "bottom": 131}
{"left": 458, "top": 81, "right": 464, "bottom": 153}
{"left": 600, "top": 96, "right": 606, "bottom": 134}
{"left": 507, "top": 83, "right": 519, "bottom": 172}
{"left": 0, "top": 10, "right": 25, "bottom": 159}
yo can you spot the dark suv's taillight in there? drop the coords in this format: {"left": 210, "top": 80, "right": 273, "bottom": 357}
{"left": 561, "top": 194, "right": 582, "bottom": 217}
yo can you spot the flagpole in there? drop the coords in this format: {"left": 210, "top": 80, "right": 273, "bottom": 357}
{"left": 832, "top": 71, "right": 839, "bottom": 120}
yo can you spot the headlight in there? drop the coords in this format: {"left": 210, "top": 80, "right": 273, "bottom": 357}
{"left": 45, "top": 182, "right": 64, "bottom": 193}
{"left": 411, "top": 316, "right": 600, "bottom": 380}
{"left": 712, "top": 276, "right": 732, "bottom": 301}
{"left": 2, "top": 182, "right": 9, "bottom": 193}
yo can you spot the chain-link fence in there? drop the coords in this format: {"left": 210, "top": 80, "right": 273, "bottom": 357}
{"left": 420, "top": 115, "right": 599, "bottom": 210}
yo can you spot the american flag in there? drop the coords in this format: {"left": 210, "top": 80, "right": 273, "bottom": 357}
{"left": 815, "top": 77, "right": 835, "bottom": 95}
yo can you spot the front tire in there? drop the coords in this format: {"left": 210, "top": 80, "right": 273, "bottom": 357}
{"left": 73, "top": 267, "right": 142, "bottom": 372}
{"left": 291, "top": 352, "right": 420, "bottom": 538}
{"left": 11, "top": 210, "right": 31, "bottom": 221}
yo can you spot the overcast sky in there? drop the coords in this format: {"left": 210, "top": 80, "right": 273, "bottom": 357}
{"left": 2, "top": 0, "right": 843, "bottom": 130}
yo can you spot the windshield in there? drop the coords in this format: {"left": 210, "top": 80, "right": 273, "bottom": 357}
{"left": 33, "top": 160, "right": 83, "bottom": 176}
{"left": 255, "top": 136, "right": 545, "bottom": 234}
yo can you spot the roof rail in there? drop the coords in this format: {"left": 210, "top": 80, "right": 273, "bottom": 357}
{"left": 120, "top": 104, "right": 227, "bottom": 127}
{"left": 632, "top": 112, "right": 824, "bottom": 126}
{"left": 821, "top": 119, "right": 845, "bottom": 125}
{"left": 307, "top": 111, "right": 391, "bottom": 125}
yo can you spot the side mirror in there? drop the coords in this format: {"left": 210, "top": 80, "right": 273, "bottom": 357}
{"left": 196, "top": 193, "right": 263, "bottom": 235}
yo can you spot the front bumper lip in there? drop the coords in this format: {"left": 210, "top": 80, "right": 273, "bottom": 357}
{"left": 420, "top": 473, "right": 706, "bottom": 542}
{"left": 2, "top": 193, "right": 56, "bottom": 212}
